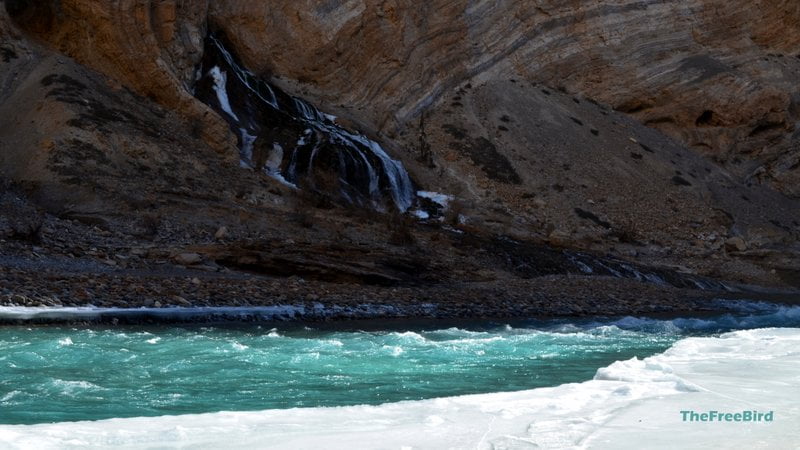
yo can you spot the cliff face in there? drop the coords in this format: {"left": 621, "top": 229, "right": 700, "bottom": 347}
{"left": 5, "top": 0, "right": 204, "bottom": 104}
{"left": 4, "top": 0, "right": 232, "bottom": 151}
{"left": 210, "top": 0, "right": 800, "bottom": 196}
{"left": 2, "top": 0, "right": 800, "bottom": 290}
{"left": 6, "top": 1, "right": 798, "bottom": 194}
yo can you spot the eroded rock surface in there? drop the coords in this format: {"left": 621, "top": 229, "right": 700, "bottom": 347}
{"left": 210, "top": 0, "right": 800, "bottom": 195}
{"left": 6, "top": 1, "right": 798, "bottom": 187}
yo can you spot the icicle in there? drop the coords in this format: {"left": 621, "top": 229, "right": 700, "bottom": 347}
{"left": 209, "top": 36, "right": 278, "bottom": 109}
{"left": 239, "top": 128, "right": 256, "bottom": 168}
{"left": 209, "top": 67, "right": 239, "bottom": 122}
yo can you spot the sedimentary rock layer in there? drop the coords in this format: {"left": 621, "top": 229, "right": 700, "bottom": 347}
{"left": 5, "top": 1, "right": 798, "bottom": 193}
{"left": 210, "top": 0, "right": 800, "bottom": 194}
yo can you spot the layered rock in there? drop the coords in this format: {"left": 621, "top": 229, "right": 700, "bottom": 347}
{"left": 3, "top": 0, "right": 232, "bottom": 152}
{"left": 5, "top": 1, "right": 797, "bottom": 194}
{"left": 210, "top": 0, "right": 800, "bottom": 196}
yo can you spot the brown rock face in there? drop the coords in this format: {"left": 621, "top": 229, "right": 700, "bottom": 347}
{"left": 210, "top": 0, "right": 800, "bottom": 195}
{"left": 6, "top": 1, "right": 797, "bottom": 194}
{"left": 4, "top": 0, "right": 232, "bottom": 152}
{"left": 6, "top": 0, "right": 204, "bottom": 103}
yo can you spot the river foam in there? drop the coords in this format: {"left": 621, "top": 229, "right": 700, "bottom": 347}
{"left": 1, "top": 327, "right": 797, "bottom": 449}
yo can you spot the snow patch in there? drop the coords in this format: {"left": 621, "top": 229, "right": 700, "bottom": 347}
{"left": 417, "top": 191, "right": 454, "bottom": 208}
{"left": 411, "top": 210, "right": 430, "bottom": 220}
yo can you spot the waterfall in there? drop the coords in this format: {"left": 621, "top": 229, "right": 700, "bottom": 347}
{"left": 194, "top": 34, "right": 414, "bottom": 212}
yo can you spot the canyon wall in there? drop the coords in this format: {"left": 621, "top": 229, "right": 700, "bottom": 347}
{"left": 5, "top": 1, "right": 798, "bottom": 195}
{"left": 210, "top": 0, "right": 800, "bottom": 195}
{"left": 3, "top": 0, "right": 232, "bottom": 151}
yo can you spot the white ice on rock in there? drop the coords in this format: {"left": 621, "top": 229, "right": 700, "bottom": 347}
{"left": 210, "top": 36, "right": 277, "bottom": 109}
{"left": 264, "top": 143, "right": 284, "bottom": 173}
{"left": 412, "top": 209, "right": 430, "bottom": 220}
{"left": 238, "top": 128, "right": 256, "bottom": 168}
{"left": 417, "top": 191, "right": 454, "bottom": 208}
{"left": 206, "top": 36, "right": 415, "bottom": 212}
{"left": 208, "top": 66, "right": 238, "bottom": 122}
{"left": 299, "top": 103, "right": 414, "bottom": 212}
{"left": 412, "top": 191, "right": 455, "bottom": 220}
{"left": 1, "top": 328, "right": 797, "bottom": 449}
{"left": 264, "top": 143, "right": 297, "bottom": 189}
{"left": 293, "top": 97, "right": 326, "bottom": 123}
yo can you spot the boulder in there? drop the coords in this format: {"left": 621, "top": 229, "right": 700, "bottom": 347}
{"left": 547, "top": 230, "right": 571, "bottom": 247}
{"left": 725, "top": 237, "right": 748, "bottom": 252}
{"left": 214, "top": 226, "right": 228, "bottom": 240}
{"left": 174, "top": 252, "right": 203, "bottom": 265}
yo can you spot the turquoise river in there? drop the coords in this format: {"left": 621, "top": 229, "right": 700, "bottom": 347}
{"left": 1, "top": 300, "right": 798, "bottom": 425}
